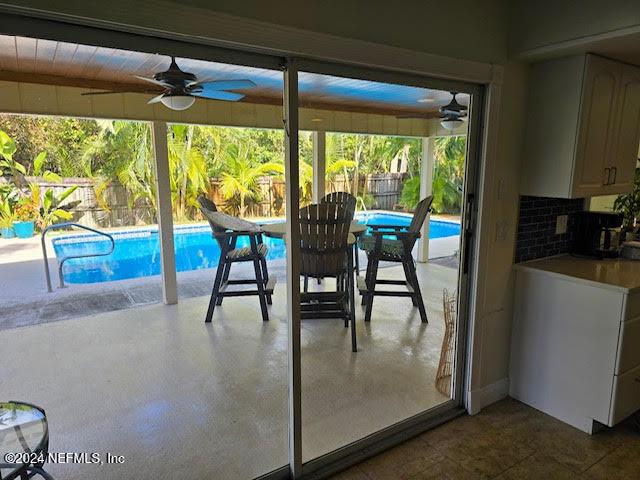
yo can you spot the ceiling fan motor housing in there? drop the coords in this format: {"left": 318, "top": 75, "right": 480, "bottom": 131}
{"left": 153, "top": 57, "right": 197, "bottom": 88}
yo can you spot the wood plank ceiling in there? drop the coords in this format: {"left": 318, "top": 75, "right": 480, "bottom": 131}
{"left": 0, "top": 34, "right": 469, "bottom": 119}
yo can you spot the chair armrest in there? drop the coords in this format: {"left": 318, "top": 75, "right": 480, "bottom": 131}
{"left": 369, "top": 230, "right": 419, "bottom": 239}
{"left": 213, "top": 230, "right": 262, "bottom": 239}
{"left": 369, "top": 224, "right": 409, "bottom": 231}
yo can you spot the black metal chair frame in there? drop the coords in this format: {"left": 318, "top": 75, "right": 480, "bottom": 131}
{"left": 299, "top": 203, "right": 357, "bottom": 352}
{"left": 358, "top": 196, "right": 434, "bottom": 324}
{"left": 198, "top": 197, "right": 274, "bottom": 323}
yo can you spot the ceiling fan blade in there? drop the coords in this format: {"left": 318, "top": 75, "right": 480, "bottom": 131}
{"left": 81, "top": 90, "right": 125, "bottom": 96}
{"left": 191, "top": 90, "right": 245, "bottom": 102}
{"left": 82, "top": 88, "right": 161, "bottom": 97}
{"left": 147, "top": 93, "right": 166, "bottom": 105}
{"left": 188, "top": 79, "right": 257, "bottom": 91}
{"left": 133, "top": 75, "right": 173, "bottom": 88}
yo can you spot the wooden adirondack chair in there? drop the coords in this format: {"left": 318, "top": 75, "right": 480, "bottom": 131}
{"left": 357, "top": 196, "right": 433, "bottom": 323}
{"left": 299, "top": 203, "right": 357, "bottom": 352}
{"left": 197, "top": 196, "right": 275, "bottom": 323}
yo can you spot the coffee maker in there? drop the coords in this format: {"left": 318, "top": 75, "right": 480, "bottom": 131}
{"left": 572, "top": 211, "right": 623, "bottom": 258}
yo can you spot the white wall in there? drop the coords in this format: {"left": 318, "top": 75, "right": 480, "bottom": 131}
{"left": 509, "top": 0, "right": 640, "bottom": 56}
{"left": 0, "top": 0, "right": 509, "bottom": 64}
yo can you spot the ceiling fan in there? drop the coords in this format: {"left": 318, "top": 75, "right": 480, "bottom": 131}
{"left": 439, "top": 92, "right": 468, "bottom": 130}
{"left": 82, "top": 57, "right": 257, "bottom": 111}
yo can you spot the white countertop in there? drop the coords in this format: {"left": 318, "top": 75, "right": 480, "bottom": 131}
{"left": 515, "top": 254, "right": 640, "bottom": 293}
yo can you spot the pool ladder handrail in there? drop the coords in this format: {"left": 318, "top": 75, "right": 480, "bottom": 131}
{"left": 41, "top": 222, "right": 115, "bottom": 292}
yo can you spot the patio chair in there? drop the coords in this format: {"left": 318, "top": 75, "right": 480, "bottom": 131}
{"left": 302, "top": 191, "right": 358, "bottom": 290}
{"left": 357, "top": 196, "right": 433, "bottom": 324}
{"left": 197, "top": 196, "right": 274, "bottom": 323}
{"left": 299, "top": 203, "right": 357, "bottom": 352}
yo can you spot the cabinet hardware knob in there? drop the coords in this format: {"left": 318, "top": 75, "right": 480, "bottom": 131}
{"left": 604, "top": 167, "right": 611, "bottom": 185}
{"left": 611, "top": 167, "right": 617, "bottom": 184}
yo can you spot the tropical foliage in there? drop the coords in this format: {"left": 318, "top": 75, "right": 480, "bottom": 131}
{"left": 399, "top": 136, "right": 466, "bottom": 213}
{"left": 1, "top": 114, "right": 467, "bottom": 229}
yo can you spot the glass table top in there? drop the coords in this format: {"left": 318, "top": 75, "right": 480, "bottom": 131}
{"left": 0, "top": 402, "right": 48, "bottom": 477}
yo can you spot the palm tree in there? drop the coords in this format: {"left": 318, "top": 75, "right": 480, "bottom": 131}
{"left": 219, "top": 143, "right": 283, "bottom": 216}
{"left": 432, "top": 136, "right": 466, "bottom": 213}
{"left": 167, "top": 124, "right": 209, "bottom": 221}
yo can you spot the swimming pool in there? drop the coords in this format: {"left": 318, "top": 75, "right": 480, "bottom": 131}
{"left": 52, "top": 213, "right": 460, "bottom": 284}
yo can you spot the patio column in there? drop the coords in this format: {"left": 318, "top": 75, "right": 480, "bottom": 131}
{"left": 284, "top": 62, "right": 302, "bottom": 478}
{"left": 312, "top": 131, "right": 326, "bottom": 203}
{"left": 417, "top": 136, "right": 435, "bottom": 263}
{"left": 151, "top": 121, "right": 178, "bottom": 305}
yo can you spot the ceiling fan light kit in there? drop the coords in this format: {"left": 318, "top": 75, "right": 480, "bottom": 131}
{"left": 440, "top": 116, "right": 464, "bottom": 130}
{"left": 160, "top": 95, "right": 195, "bottom": 111}
{"left": 439, "top": 92, "right": 468, "bottom": 131}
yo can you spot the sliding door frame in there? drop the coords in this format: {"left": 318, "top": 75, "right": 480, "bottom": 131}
{"left": 289, "top": 59, "right": 485, "bottom": 479}
{"left": 0, "top": 11, "right": 490, "bottom": 480}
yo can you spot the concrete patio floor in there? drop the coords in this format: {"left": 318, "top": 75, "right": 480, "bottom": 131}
{"left": 0, "top": 262, "right": 457, "bottom": 480}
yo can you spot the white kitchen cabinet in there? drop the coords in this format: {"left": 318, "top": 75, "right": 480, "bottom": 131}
{"left": 511, "top": 256, "right": 640, "bottom": 434}
{"left": 521, "top": 54, "right": 640, "bottom": 198}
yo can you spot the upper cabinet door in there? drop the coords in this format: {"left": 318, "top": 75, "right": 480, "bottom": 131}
{"left": 608, "top": 65, "right": 640, "bottom": 194}
{"left": 573, "top": 56, "right": 622, "bottom": 197}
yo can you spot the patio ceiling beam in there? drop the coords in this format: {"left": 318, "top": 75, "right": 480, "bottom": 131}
{"left": 311, "top": 131, "right": 326, "bottom": 203}
{"left": 151, "top": 121, "right": 178, "bottom": 305}
{"left": 417, "top": 136, "right": 435, "bottom": 263}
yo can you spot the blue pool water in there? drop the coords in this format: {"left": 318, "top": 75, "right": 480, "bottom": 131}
{"left": 52, "top": 213, "right": 460, "bottom": 284}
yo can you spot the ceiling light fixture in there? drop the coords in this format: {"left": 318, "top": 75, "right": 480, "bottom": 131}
{"left": 160, "top": 94, "right": 195, "bottom": 111}
{"left": 440, "top": 115, "right": 464, "bottom": 131}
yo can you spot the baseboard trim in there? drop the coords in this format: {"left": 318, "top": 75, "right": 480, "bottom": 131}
{"left": 467, "top": 377, "right": 509, "bottom": 415}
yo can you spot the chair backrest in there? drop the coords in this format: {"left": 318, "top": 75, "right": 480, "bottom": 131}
{"left": 408, "top": 196, "right": 434, "bottom": 234}
{"left": 198, "top": 196, "right": 225, "bottom": 247}
{"left": 299, "top": 203, "right": 352, "bottom": 277}
{"left": 320, "top": 191, "right": 357, "bottom": 219}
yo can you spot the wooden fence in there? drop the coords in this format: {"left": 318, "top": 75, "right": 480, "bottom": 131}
{"left": 8, "top": 172, "right": 408, "bottom": 228}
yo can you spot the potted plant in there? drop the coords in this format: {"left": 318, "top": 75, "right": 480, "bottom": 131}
{"left": 0, "top": 213, "right": 15, "bottom": 238}
{"left": 0, "top": 185, "right": 17, "bottom": 238}
{"left": 12, "top": 197, "right": 38, "bottom": 238}
{"left": 614, "top": 168, "right": 640, "bottom": 240}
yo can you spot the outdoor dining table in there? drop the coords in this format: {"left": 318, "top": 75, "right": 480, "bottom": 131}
{"left": 0, "top": 401, "right": 52, "bottom": 480}
{"left": 260, "top": 220, "right": 367, "bottom": 273}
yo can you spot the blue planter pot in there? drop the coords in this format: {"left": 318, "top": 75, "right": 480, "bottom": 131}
{"left": 0, "top": 226, "right": 15, "bottom": 239}
{"left": 12, "top": 220, "right": 35, "bottom": 239}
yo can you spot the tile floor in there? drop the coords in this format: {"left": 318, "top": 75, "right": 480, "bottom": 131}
{"left": 331, "top": 397, "right": 640, "bottom": 479}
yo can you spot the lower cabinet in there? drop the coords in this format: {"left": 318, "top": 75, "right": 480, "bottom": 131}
{"left": 510, "top": 267, "right": 640, "bottom": 434}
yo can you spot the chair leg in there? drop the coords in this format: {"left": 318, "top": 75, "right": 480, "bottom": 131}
{"left": 206, "top": 256, "right": 226, "bottom": 323}
{"left": 354, "top": 243, "right": 360, "bottom": 275}
{"left": 348, "top": 252, "right": 357, "bottom": 352}
{"left": 361, "top": 254, "right": 373, "bottom": 306}
{"left": 402, "top": 260, "right": 418, "bottom": 306}
{"left": 364, "top": 257, "right": 379, "bottom": 323}
{"left": 216, "top": 260, "right": 232, "bottom": 306}
{"left": 406, "top": 257, "right": 428, "bottom": 323}
{"left": 252, "top": 255, "right": 269, "bottom": 322}
{"left": 260, "top": 256, "right": 272, "bottom": 305}
{"left": 304, "top": 275, "right": 309, "bottom": 293}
